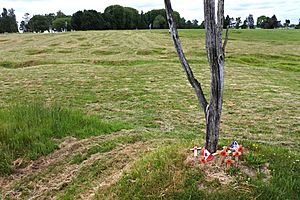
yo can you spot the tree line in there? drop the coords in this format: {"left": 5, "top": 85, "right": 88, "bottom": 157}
{"left": 1, "top": 5, "right": 300, "bottom": 33}
{"left": 226, "top": 14, "right": 295, "bottom": 29}
{"left": 0, "top": 8, "right": 18, "bottom": 33}
{"left": 17, "top": 5, "right": 200, "bottom": 33}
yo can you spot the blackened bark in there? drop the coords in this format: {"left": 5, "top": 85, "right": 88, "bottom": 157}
{"left": 165, "top": 0, "right": 227, "bottom": 153}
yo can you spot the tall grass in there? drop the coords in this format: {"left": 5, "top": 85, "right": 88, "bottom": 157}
{"left": 0, "top": 103, "right": 131, "bottom": 175}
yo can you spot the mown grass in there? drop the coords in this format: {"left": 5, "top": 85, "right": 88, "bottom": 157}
{"left": 0, "top": 103, "right": 131, "bottom": 175}
{"left": 6, "top": 131, "right": 162, "bottom": 199}
{"left": 0, "top": 29, "right": 299, "bottom": 199}
{"left": 98, "top": 142, "right": 299, "bottom": 200}
{"left": 68, "top": 133, "right": 152, "bottom": 165}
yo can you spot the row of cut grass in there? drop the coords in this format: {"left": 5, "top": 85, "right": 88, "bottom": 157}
{"left": 0, "top": 103, "right": 131, "bottom": 175}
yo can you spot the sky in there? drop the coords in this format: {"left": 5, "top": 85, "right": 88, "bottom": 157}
{"left": 0, "top": 0, "right": 299, "bottom": 25}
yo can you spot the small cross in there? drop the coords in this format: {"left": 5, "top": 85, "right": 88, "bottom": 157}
{"left": 190, "top": 146, "right": 202, "bottom": 157}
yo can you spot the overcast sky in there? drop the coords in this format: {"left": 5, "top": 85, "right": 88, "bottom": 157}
{"left": 0, "top": 0, "right": 299, "bottom": 24}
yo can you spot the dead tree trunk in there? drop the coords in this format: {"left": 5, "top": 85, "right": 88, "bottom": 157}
{"left": 164, "top": 0, "right": 228, "bottom": 153}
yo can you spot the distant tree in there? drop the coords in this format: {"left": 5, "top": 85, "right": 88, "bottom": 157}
{"left": 235, "top": 17, "right": 241, "bottom": 29}
{"left": 270, "top": 15, "right": 279, "bottom": 28}
{"left": 184, "top": 19, "right": 199, "bottom": 29}
{"left": 8, "top": 9, "right": 18, "bottom": 32}
{"left": 199, "top": 20, "right": 205, "bottom": 29}
{"left": 104, "top": 5, "right": 126, "bottom": 29}
{"left": 247, "top": 14, "right": 255, "bottom": 29}
{"left": 0, "top": 8, "right": 8, "bottom": 33}
{"left": 72, "top": 5, "right": 221, "bottom": 31}
{"left": 124, "top": 7, "right": 139, "bottom": 29}
{"left": 257, "top": 15, "right": 280, "bottom": 29}
{"left": 71, "top": 11, "right": 83, "bottom": 30}
{"left": 228, "top": 17, "right": 235, "bottom": 28}
{"left": 257, "top": 15, "right": 268, "bottom": 28}
{"left": 241, "top": 18, "right": 248, "bottom": 29}
{"left": 56, "top": 10, "right": 66, "bottom": 18}
{"left": 86, "top": 10, "right": 105, "bottom": 30}
{"left": 144, "top": 9, "right": 182, "bottom": 29}
{"left": 19, "top": 21, "right": 26, "bottom": 32}
{"left": 52, "top": 17, "right": 71, "bottom": 31}
{"left": 83, "top": 11, "right": 105, "bottom": 30}
{"left": 19, "top": 13, "right": 31, "bottom": 32}
{"left": 153, "top": 14, "right": 167, "bottom": 29}
{"left": 144, "top": 9, "right": 166, "bottom": 26}
{"left": 69, "top": 6, "right": 188, "bottom": 30}
{"left": 186, "top": 20, "right": 192, "bottom": 28}
{"left": 296, "top": 18, "right": 300, "bottom": 29}
{"left": 50, "top": 11, "right": 72, "bottom": 32}
{"left": 178, "top": 17, "right": 186, "bottom": 28}
{"left": 71, "top": 10, "right": 105, "bottom": 30}
{"left": 138, "top": 11, "right": 147, "bottom": 29}
{"left": 182, "top": 19, "right": 201, "bottom": 29}
{"left": 27, "top": 15, "right": 49, "bottom": 32}
{"left": 172, "top": 11, "right": 183, "bottom": 28}
{"left": 45, "top": 13, "right": 55, "bottom": 30}
{"left": 0, "top": 8, "right": 18, "bottom": 33}
{"left": 223, "top": 15, "right": 230, "bottom": 28}
{"left": 284, "top": 19, "right": 290, "bottom": 28}
{"left": 192, "top": 19, "right": 199, "bottom": 28}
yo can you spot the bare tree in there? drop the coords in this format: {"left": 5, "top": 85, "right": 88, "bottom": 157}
{"left": 164, "top": 0, "right": 228, "bottom": 153}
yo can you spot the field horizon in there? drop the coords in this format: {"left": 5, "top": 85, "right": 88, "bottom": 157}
{"left": 0, "top": 29, "right": 299, "bottom": 199}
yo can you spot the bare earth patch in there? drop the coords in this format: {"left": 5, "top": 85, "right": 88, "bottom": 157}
{"left": 185, "top": 152, "right": 271, "bottom": 192}
{"left": 185, "top": 155, "right": 234, "bottom": 186}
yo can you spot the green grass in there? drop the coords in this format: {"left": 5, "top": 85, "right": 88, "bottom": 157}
{"left": 0, "top": 29, "right": 299, "bottom": 199}
{"left": 98, "top": 142, "right": 299, "bottom": 200}
{"left": 68, "top": 134, "right": 151, "bottom": 165}
{"left": 0, "top": 103, "right": 131, "bottom": 175}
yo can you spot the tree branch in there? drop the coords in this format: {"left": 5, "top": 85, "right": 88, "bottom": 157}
{"left": 164, "top": 0, "right": 208, "bottom": 112}
{"left": 216, "top": 0, "right": 228, "bottom": 52}
{"left": 217, "top": 0, "right": 225, "bottom": 112}
{"left": 223, "top": 27, "right": 229, "bottom": 51}
{"left": 217, "top": 0, "right": 224, "bottom": 52}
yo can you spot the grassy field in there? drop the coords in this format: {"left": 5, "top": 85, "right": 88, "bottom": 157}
{"left": 0, "top": 29, "right": 299, "bottom": 199}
